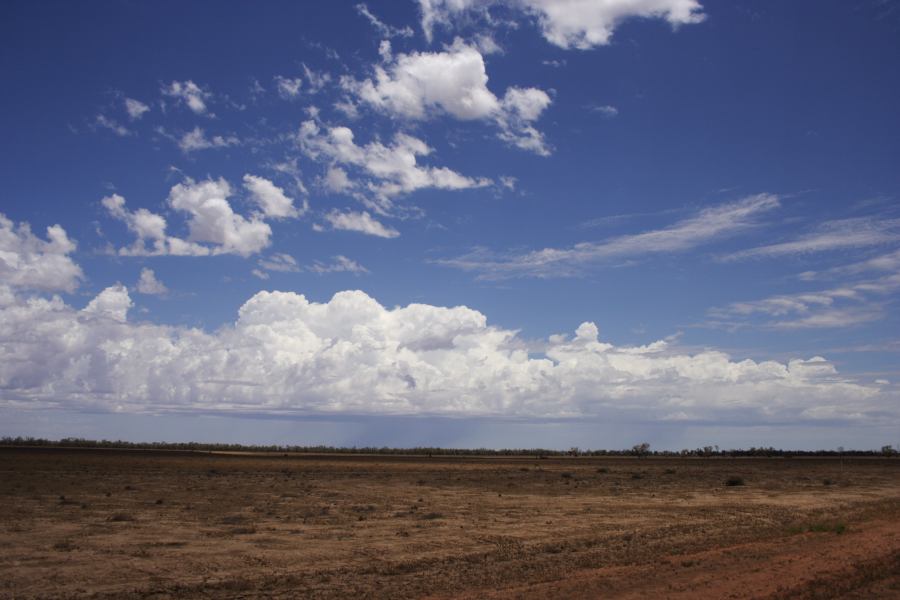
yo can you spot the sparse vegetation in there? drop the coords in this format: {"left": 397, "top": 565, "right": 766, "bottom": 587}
{"left": 3, "top": 436, "right": 896, "bottom": 457}
{"left": 107, "top": 512, "right": 136, "bottom": 522}
{"left": 1, "top": 446, "right": 898, "bottom": 598}
{"left": 789, "top": 522, "right": 848, "bottom": 535}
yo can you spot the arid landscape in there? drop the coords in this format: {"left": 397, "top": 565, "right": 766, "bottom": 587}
{"left": 1, "top": 447, "right": 898, "bottom": 599}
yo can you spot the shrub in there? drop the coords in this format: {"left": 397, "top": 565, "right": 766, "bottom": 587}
{"left": 724, "top": 476, "right": 745, "bottom": 486}
{"left": 108, "top": 512, "right": 136, "bottom": 522}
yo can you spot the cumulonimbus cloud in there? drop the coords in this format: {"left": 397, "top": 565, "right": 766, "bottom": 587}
{"left": 0, "top": 283, "right": 888, "bottom": 425}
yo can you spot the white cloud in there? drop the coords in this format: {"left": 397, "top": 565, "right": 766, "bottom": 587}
{"left": 302, "top": 65, "right": 332, "bottom": 94}
{"left": 297, "top": 120, "right": 490, "bottom": 208}
{"left": 242, "top": 174, "right": 305, "bottom": 219}
{"left": 0, "top": 287, "right": 889, "bottom": 426}
{"left": 0, "top": 213, "right": 83, "bottom": 293}
{"left": 355, "top": 40, "right": 500, "bottom": 120}
{"left": 356, "top": 3, "right": 414, "bottom": 38}
{"left": 800, "top": 248, "right": 900, "bottom": 281}
{"left": 83, "top": 283, "right": 132, "bottom": 322}
{"left": 256, "top": 252, "right": 368, "bottom": 277}
{"left": 308, "top": 255, "right": 369, "bottom": 275}
{"left": 167, "top": 178, "right": 272, "bottom": 257}
{"left": 419, "top": 0, "right": 705, "bottom": 49}
{"left": 274, "top": 75, "right": 303, "bottom": 100}
{"left": 257, "top": 253, "right": 300, "bottom": 273}
{"left": 350, "top": 40, "right": 552, "bottom": 154}
{"left": 590, "top": 104, "right": 619, "bottom": 117}
{"left": 323, "top": 209, "right": 400, "bottom": 238}
{"left": 323, "top": 166, "right": 355, "bottom": 193}
{"left": 102, "top": 193, "right": 206, "bottom": 257}
{"left": 95, "top": 114, "right": 130, "bottom": 137}
{"left": 178, "top": 127, "right": 239, "bottom": 153}
{"left": 441, "top": 193, "right": 780, "bottom": 279}
{"left": 499, "top": 175, "right": 517, "bottom": 190}
{"left": 124, "top": 98, "right": 150, "bottom": 120}
{"left": 722, "top": 217, "right": 900, "bottom": 261}
{"left": 135, "top": 268, "right": 168, "bottom": 296}
{"left": 162, "top": 80, "right": 210, "bottom": 114}
{"left": 102, "top": 178, "right": 273, "bottom": 257}
{"left": 707, "top": 272, "right": 900, "bottom": 330}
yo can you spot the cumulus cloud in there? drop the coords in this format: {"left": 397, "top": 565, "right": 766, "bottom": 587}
{"left": 135, "top": 268, "right": 168, "bottom": 296}
{"left": 349, "top": 40, "right": 552, "bottom": 154}
{"left": 419, "top": 0, "right": 705, "bottom": 49}
{"left": 167, "top": 178, "right": 272, "bottom": 256}
{"left": 178, "top": 127, "right": 239, "bottom": 153}
{"left": 83, "top": 283, "right": 132, "bottom": 322}
{"left": 440, "top": 193, "right": 780, "bottom": 279}
{"left": 102, "top": 178, "right": 273, "bottom": 257}
{"left": 162, "top": 80, "right": 210, "bottom": 114}
{"left": 297, "top": 120, "right": 490, "bottom": 209}
{"left": 0, "top": 214, "right": 83, "bottom": 293}
{"left": 242, "top": 174, "right": 306, "bottom": 219}
{"left": 323, "top": 209, "right": 400, "bottom": 238}
{"left": 124, "top": 98, "right": 150, "bottom": 120}
{"left": 0, "top": 286, "right": 889, "bottom": 426}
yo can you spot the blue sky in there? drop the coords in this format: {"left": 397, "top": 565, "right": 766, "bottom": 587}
{"left": 1, "top": 0, "right": 899, "bottom": 450}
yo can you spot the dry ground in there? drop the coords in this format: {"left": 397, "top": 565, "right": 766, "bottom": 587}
{"left": 0, "top": 448, "right": 898, "bottom": 599}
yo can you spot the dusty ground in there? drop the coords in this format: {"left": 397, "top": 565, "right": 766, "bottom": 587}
{"left": 0, "top": 448, "right": 898, "bottom": 599}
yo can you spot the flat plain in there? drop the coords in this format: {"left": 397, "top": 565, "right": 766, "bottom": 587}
{"left": 1, "top": 448, "right": 898, "bottom": 599}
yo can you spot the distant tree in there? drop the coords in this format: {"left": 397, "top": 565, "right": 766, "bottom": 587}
{"left": 882, "top": 445, "right": 896, "bottom": 456}
{"left": 632, "top": 442, "right": 650, "bottom": 458}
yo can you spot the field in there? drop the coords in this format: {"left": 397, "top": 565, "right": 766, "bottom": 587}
{"left": 1, "top": 448, "right": 898, "bottom": 599}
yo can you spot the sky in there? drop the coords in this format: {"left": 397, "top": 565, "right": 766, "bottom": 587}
{"left": 1, "top": 0, "right": 899, "bottom": 450}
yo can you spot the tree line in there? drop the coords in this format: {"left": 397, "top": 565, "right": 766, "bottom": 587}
{"left": 0, "top": 437, "right": 896, "bottom": 457}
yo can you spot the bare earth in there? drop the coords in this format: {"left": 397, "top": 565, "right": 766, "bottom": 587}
{"left": 1, "top": 448, "right": 898, "bottom": 599}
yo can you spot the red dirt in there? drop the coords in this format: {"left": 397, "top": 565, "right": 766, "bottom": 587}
{"left": 1, "top": 448, "right": 898, "bottom": 599}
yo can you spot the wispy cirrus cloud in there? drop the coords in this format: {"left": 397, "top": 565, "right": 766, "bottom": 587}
{"left": 706, "top": 272, "right": 900, "bottom": 330}
{"left": 439, "top": 193, "right": 780, "bottom": 279}
{"left": 799, "top": 248, "right": 900, "bottom": 281}
{"left": 356, "top": 3, "right": 414, "bottom": 38}
{"left": 720, "top": 217, "right": 900, "bottom": 262}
